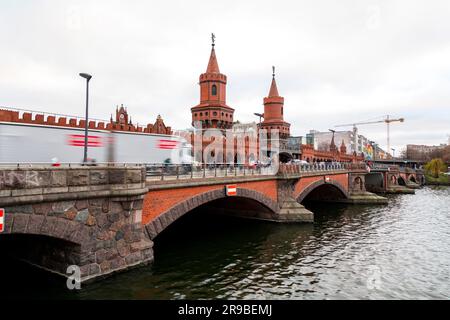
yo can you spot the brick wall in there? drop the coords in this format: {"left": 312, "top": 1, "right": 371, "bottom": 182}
{"left": 0, "top": 108, "right": 172, "bottom": 135}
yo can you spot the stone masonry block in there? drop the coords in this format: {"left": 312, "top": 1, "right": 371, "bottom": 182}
{"left": 67, "top": 170, "right": 89, "bottom": 186}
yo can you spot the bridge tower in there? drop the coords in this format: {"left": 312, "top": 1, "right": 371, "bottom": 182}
{"left": 259, "top": 67, "right": 290, "bottom": 139}
{"left": 191, "top": 35, "right": 235, "bottom": 129}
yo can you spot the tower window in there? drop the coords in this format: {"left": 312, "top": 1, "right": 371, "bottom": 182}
{"left": 212, "top": 84, "right": 217, "bottom": 96}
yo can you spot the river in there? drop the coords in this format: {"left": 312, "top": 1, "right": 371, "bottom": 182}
{"left": 1, "top": 186, "right": 449, "bottom": 299}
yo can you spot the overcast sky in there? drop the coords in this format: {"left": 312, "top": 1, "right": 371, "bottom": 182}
{"left": 1, "top": 0, "right": 449, "bottom": 153}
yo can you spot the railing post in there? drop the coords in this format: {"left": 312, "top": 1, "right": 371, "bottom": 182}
{"left": 161, "top": 165, "right": 164, "bottom": 181}
{"left": 235, "top": 165, "right": 237, "bottom": 176}
{"left": 203, "top": 164, "right": 206, "bottom": 178}
{"left": 176, "top": 165, "right": 179, "bottom": 180}
{"left": 214, "top": 165, "right": 217, "bottom": 177}
{"left": 191, "top": 165, "right": 194, "bottom": 179}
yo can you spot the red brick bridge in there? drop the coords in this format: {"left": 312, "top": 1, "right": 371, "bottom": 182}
{"left": 365, "top": 164, "right": 423, "bottom": 194}
{"left": 143, "top": 163, "right": 387, "bottom": 240}
{"left": 1, "top": 163, "right": 421, "bottom": 282}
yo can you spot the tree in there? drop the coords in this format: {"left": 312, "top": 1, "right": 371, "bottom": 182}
{"left": 424, "top": 158, "right": 447, "bottom": 178}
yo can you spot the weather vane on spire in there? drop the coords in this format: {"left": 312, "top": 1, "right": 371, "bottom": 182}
{"left": 211, "top": 33, "right": 216, "bottom": 47}
{"left": 272, "top": 66, "right": 275, "bottom": 79}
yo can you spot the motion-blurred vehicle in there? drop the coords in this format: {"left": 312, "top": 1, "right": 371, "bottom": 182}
{"left": 0, "top": 121, "right": 193, "bottom": 165}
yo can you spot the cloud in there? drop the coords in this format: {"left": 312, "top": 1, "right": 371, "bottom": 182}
{"left": 1, "top": 0, "right": 449, "bottom": 152}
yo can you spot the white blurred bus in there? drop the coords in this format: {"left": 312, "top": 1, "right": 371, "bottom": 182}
{"left": 0, "top": 121, "right": 193, "bottom": 165}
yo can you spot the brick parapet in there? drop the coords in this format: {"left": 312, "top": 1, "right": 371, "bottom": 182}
{"left": 0, "top": 108, "right": 172, "bottom": 135}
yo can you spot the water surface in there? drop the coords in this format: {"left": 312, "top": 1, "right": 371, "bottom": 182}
{"left": 1, "top": 186, "right": 449, "bottom": 299}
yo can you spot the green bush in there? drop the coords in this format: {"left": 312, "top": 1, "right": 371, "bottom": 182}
{"left": 424, "top": 158, "right": 447, "bottom": 178}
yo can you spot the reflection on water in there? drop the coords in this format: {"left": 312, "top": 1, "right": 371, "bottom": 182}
{"left": 1, "top": 186, "right": 449, "bottom": 299}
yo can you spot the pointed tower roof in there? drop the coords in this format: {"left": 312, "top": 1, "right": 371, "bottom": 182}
{"left": 330, "top": 131, "right": 337, "bottom": 152}
{"left": 340, "top": 139, "right": 347, "bottom": 153}
{"left": 268, "top": 78, "right": 280, "bottom": 97}
{"left": 206, "top": 47, "right": 220, "bottom": 73}
{"left": 268, "top": 66, "right": 280, "bottom": 97}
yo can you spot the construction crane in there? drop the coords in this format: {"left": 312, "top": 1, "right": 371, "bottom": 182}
{"left": 335, "top": 115, "right": 404, "bottom": 157}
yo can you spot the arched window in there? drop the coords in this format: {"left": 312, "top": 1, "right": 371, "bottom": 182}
{"left": 212, "top": 84, "right": 217, "bottom": 96}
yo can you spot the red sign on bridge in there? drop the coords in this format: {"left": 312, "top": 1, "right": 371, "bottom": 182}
{"left": 0, "top": 208, "right": 5, "bottom": 233}
{"left": 226, "top": 184, "right": 237, "bottom": 196}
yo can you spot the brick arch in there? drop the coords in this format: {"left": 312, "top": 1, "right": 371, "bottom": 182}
{"left": 389, "top": 174, "right": 398, "bottom": 185}
{"left": 397, "top": 176, "right": 407, "bottom": 186}
{"left": 2, "top": 213, "right": 93, "bottom": 246}
{"left": 145, "top": 188, "right": 279, "bottom": 240}
{"left": 408, "top": 174, "right": 417, "bottom": 183}
{"left": 296, "top": 180, "right": 349, "bottom": 203}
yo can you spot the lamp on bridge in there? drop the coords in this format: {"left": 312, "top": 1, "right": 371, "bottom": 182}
{"left": 254, "top": 112, "right": 264, "bottom": 128}
{"left": 79, "top": 72, "right": 92, "bottom": 164}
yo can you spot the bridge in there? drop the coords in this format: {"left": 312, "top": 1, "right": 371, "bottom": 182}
{"left": 0, "top": 162, "right": 421, "bottom": 282}
{"left": 365, "top": 163, "right": 423, "bottom": 194}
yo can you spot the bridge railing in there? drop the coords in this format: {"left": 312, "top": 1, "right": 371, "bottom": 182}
{"left": 145, "top": 162, "right": 368, "bottom": 181}
{"left": 279, "top": 162, "right": 366, "bottom": 174}
{"left": 145, "top": 163, "right": 277, "bottom": 181}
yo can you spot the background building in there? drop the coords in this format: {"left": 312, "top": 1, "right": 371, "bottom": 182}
{"left": 406, "top": 144, "right": 447, "bottom": 161}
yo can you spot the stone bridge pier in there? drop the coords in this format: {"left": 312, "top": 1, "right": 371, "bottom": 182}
{"left": 0, "top": 166, "right": 153, "bottom": 283}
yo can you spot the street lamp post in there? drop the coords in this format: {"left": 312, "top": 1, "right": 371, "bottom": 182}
{"left": 253, "top": 112, "right": 264, "bottom": 128}
{"left": 254, "top": 112, "right": 265, "bottom": 160}
{"left": 79, "top": 73, "right": 92, "bottom": 164}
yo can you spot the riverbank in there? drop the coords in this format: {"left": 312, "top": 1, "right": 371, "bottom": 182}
{"left": 425, "top": 173, "right": 450, "bottom": 186}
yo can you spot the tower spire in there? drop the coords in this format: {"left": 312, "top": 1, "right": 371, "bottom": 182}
{"left": 206, "top": 33, "right": 220, "bottom": 73}
{"left": 268, "top": 66, "right": 279, "bottom": 97}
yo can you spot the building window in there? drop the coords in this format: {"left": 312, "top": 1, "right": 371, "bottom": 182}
{"left": 205, "top": 112, "right": 208, "bottom": 116}
{"left": 212, "top": 84, "right": 217, "bottom": 96}
{"left": 194, "top": 113, "right": 197, "bottom": 117}
{"left": 200, "top": 112, "right": 203, "bottom": 116}
{"left": 213, "top": 112, "right": 217, "bottom": 116}
{"left": 281, "top": 107, "right": 283, "bottom": 115}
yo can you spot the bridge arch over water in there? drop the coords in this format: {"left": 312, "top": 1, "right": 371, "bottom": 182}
{"left": 365, "top": 172, "right": 385, "bottom": 193}
{"left": 297, "top": 180, "right": 349, "bottom": 203}
{"left": 397, "top": 176, "right": 407, "bottom": 186}
{"left": 145, "top": 188, "right": 279, "bottom": 240}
